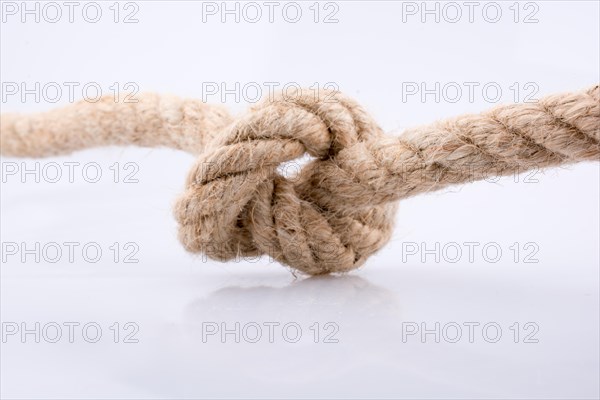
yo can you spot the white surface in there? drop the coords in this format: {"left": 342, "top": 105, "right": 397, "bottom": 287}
{"left": 1, "top": 1, "right": 599, "bottom": 399}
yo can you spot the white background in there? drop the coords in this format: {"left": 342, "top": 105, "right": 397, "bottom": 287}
{"left": 1, "top": 1, "right": 599, "bottom": 399}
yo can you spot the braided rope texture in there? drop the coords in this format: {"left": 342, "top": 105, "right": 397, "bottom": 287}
{"left": 2, "top": 85, "right": 599, "bottom": 274}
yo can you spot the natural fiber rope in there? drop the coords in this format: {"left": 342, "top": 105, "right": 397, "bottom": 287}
{"left": 1, "top": 85, "right": 599, "bottom": 275}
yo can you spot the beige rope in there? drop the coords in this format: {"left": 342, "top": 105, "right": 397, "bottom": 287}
{"left": 1, "top": 85, "right": 599, "bottom": 275}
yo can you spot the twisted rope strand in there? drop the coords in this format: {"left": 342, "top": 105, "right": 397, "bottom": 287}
{"left": 0, "top": 94, "right": 233, "bottom": 156}
{"left": 1, "top": 85, "right": 598, "bottom": 274}
{"left": 299, "top": 86, "right": 600, "bottom": 212}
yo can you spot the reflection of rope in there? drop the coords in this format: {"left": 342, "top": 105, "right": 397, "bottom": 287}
{"left": 2, "top": 86, "right": 598, "bottom": 274}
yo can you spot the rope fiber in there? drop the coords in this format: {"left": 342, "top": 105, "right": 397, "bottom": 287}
{"left": 2, "top": 85, "right": 599, "bottom": 274}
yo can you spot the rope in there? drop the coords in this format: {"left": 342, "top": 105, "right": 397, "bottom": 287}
{"left": 2, "top": 85, "right": 598, "bottom": 275}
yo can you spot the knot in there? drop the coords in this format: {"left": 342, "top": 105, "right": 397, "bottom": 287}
{"left": 4, "top": 85, "right": 597, "bottom": 275}
{"left": 174, "top": 90, "right": 398, "bottom": 275}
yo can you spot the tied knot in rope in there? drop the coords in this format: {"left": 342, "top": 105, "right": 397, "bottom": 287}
{"left": 174, "top": 90, "right": 397, "bottom": 275}
{"left": 1, "top": 85, "right": 599, "bottom": 275}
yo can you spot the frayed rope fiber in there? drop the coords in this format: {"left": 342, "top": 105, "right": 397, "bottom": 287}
{"left": 1, "top": 86, "right": 599, "bottom": 275}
